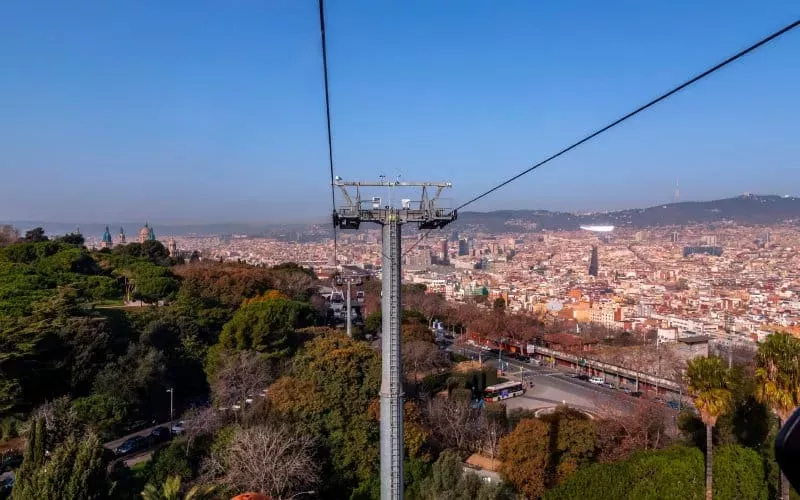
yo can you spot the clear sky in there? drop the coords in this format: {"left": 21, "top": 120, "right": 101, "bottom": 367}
{"left": 1, "top": 1, "right": 798, "bottom": 224}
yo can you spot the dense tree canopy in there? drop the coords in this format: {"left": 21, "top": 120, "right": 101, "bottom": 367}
{"left": 217, "top": 296, "right": 316, "bottom": 354}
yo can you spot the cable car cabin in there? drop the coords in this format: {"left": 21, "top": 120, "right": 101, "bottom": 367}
{"left": 483, "top": 381, "right": 525, "bottom": 402}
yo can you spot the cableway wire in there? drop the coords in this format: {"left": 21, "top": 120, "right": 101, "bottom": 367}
{"left": 403, "top": 18, "right": 800, "bottom": 257}
{"left": 319, "top": 0, "right": 339, "bottom": 266}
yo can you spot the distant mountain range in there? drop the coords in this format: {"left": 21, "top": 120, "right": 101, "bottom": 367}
{"left": 6, "top": 194, "right": 800, "bottom": 239}
{"left": 450, "top": 194, "right": 800, "bottom": 234}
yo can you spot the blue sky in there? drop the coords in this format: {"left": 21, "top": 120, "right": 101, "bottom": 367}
{"left": 1, "top": 1, "right": 798, "bottom": 224}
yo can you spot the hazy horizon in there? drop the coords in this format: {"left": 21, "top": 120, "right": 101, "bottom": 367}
{"left": 3, "top": 191, "right": 794, "bottom": 231}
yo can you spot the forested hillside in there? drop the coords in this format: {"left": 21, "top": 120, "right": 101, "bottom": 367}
{"left": 0, "top": 227, "right": 795, "bottom": 499}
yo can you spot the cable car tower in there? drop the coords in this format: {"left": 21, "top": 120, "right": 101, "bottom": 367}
{"left": 333, "top": 177, "right": 456, "bottom": 500}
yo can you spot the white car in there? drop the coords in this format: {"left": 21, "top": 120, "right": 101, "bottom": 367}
{"left": 171, "top": 421, "right": 185, "bottom": 435}
{"left": 589, "top": 376, "right": 605, "bottom": 385}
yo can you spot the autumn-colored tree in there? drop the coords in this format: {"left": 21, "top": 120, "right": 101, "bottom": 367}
{"left": 241, "top": 289, "right": 288, "bottom": 306}
{"left": 173, "top": 262, "right": 276, "bottom": 308}
{"left": 499, "top": 410, "right": 596, "bottom": 498}
{"left": 267, "top": 334, "right": 380, "bottom": 491}
{"left": 402, "top": 323, "right": 434, "bottom": 343}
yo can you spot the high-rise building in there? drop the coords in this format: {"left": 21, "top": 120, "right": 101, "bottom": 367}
{"left": 458, "top": 239, "right": 469, "bottom": 256}
{"left": 451, "top": 230, "right": 459, "bottom": 242}
{"left": 118, "top": 227, "right": 126, "bottom": 245}
{"left": 671, "top": 231, "right": 679, "bottom": 243}
{"left": 588, "top": 245, "right": 599, "bottom": 277}
{"left": 440, "top": 239, "right": 449, "bottom": 264}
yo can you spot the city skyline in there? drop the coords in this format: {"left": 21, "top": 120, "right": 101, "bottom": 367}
{"left": 1, "top": 1, "right": 799, "bottom": 223}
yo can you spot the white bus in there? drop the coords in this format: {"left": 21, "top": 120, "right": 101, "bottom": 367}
{"left": 484, "top": 381, "right": 525, "bottom": 402}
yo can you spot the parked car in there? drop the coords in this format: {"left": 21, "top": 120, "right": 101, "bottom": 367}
{"left": 620, "top": 387, "right": 632, "bottom": 394}
{"left": 515, "top": 355, "right": 531, "bottom": 363}
{"left": 666, "top": 401, "right": 681, "bottom": 411}
{"left": 171, "top": 421, "right": 186, "bottom": 436}
{"left": 576, "top": 374, "right": 590, "bottom": 381}
{"left": 114, "top": 436, "right": 148, "bottom": 456}
{"left": 630, "top": 391, "right": 643, "bottom": 398}
{"left": 566, "top": 373, "right": 579, "bottom": 378}
{"left": 601, "top": 382, "right": 616, "bottom": 389}
{"left": 652, "top": 397, "right": 667, "bottom": 405}
{"left": 149, "top": 426, "right": 172, "bottom": 444}
{"left": 589, "top": 376, "right": 605, "bottom": 385}
{"left": 1, "top": 451, "right": 22, "bottom": 471}
{"left": 1, "top": 476, "right": 14, "bottom": 493}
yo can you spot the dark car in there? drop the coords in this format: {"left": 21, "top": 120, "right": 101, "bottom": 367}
{"left": 149, "top": 426, "right": 172, "bottom": 444}
{"left": 1, "top": 476, "right": 14, "bottom": 493}
{"left": 1, "top": 451, "right": 22, "bottom": 471}
{"left": 666, "top": 401, "right": 681, "bottom": 411}
{"left": 515, "top": 355, "right": 531, "bottom": 363}
{"left": 576, "top": 374, "right": 590, "bottom": 381}
{"left": 114, "top": 436, "right": 148, "bottom": 456}
{"left": 630, "top": 391, "right": 643, "bottom": 398}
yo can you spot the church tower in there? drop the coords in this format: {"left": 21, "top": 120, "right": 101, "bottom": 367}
{"left": 101, "top": 226, "right": 113, "bottom": 249}
{"left": 118, "top": 227, "right": 126, "bottom": 245}
{"left": 167, "top": 237, "right": 177, "bottom": 257}
{"left": 139, "top": 223, "right": 156, "bottom": 244}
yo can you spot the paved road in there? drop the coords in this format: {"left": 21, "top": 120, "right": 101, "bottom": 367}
{"left": 451, "top": 343, "right": 647, "bottom": 414}
{"left": 103, "top": 423, "right": 171, "bottom": 451}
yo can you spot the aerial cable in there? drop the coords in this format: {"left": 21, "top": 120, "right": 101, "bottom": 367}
{"left": 456, "top": 19, "right": 800, "bottom": 212}
{"left": 318, "top": 0, "right": 339, "bottom": 266}
{"left": 404, "top": 18, "right": 800, "bottom": 257}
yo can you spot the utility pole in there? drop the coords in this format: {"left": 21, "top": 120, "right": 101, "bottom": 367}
{"left": 333, "top": 178, "right": 456, "bottom": 500}
{"left": 336, "top": 274, "right": 363, "bottom": 337}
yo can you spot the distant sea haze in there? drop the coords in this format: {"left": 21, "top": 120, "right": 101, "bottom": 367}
{"left": 4, "top": 194, "right": 799, "bottom": 237}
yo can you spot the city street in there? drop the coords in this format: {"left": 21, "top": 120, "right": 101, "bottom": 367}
{"left": 452, "top": 343, "right": 640, "bottom": 415}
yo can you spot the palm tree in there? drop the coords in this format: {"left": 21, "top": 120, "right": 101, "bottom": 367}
{"left": 755, "top": 332, "right": 800, "bottom": 500}
{"left": 686, "top": 356, "right": 733, "bottom": 500}
{"left": 142, "top": 475, "right": 217, "bottom": 500}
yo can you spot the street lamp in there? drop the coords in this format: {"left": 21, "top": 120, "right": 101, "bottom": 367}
{"left": 166, "top": 387, "right": 174, "bottom": 423}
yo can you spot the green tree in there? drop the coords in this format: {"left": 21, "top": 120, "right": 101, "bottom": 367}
{"left": 218, "top": 296, "right": 316, "bottom": 355}
{"left": 364, "top": 311, "right": 381, "bottom": 334}
{"left": 12, "top": 417, "right": 47, "bottom": 498}
{"left": 544, "top": 446, "right": 704, "bottom": 500}
{"left": 72, "top": 394, "right": 129, "bottom": 441}
{"left": 56, "top": 233, "right": 85, "bottom": 245}
{"left": 142, "top": 442, "right": 194, "bottom": 494}
{"left": 141, "top": 475, "right": 216, "bottom": 500}
{"left": 712, "top": 445, "right": 768, "bottom": 500}
{"left": 417, "top": 450, "right": 512, "bottom": 500}
{"left": 686, "top": 356, "right": 734, "bottom": 500}
{"left": 754, "top": 332, "right": 800, "bottom": 500}
{"left": 23, "top": 227, "right": 48, "bottom": 243}
{"left": 13, "top": 431, "right": 108, "bottom": 500}
{"left": 544, "top": 444, "right": 767, "bottom": 500}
